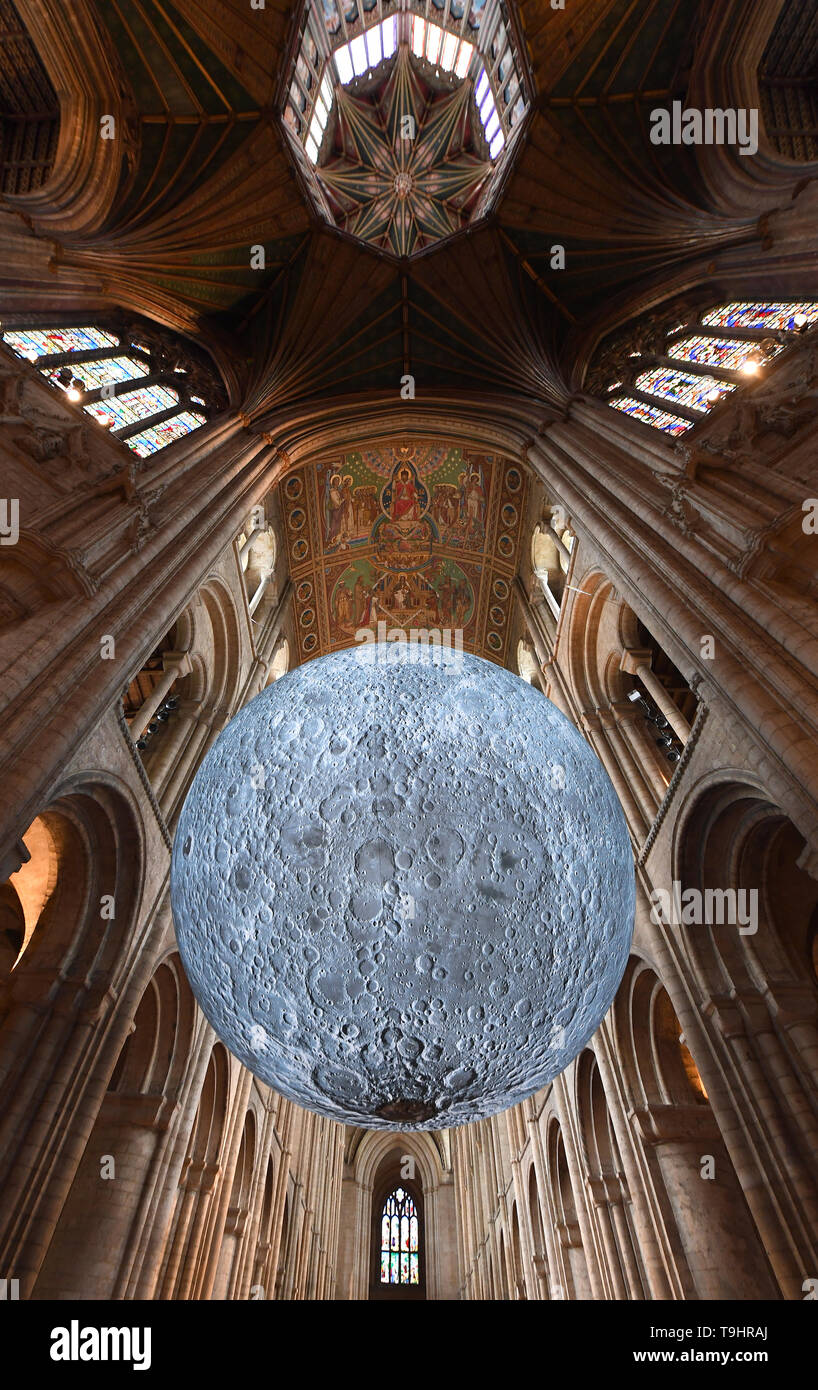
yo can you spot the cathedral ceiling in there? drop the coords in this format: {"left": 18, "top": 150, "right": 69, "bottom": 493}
{"left": 0, "top": 0, "right": 777, "bottom": 413}
{"left": 280, "top": 437, "right": 527, "bottom": 666}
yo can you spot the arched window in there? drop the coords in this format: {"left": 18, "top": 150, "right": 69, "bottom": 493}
{"left": 379, "top": 1185, "right": 420, "bottom": 1286}
{"left": 0, "top": 319, "right": 224, "bottom": 456}
{"left": 595, "top": 301, "right": 818, "bottom": 436}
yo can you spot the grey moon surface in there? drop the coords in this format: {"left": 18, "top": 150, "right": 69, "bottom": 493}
{"left": 171, "top": 646, "right": 634, "bottom": 1129}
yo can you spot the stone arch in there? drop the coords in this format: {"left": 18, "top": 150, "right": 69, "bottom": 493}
{"left": 347, "top": 1130, "right": 452, "bottom": 1301}
{"left": 198, "top": 576, "right": 244, "bottom": 714}
{"left": 274, "top": 1186, "right": 291, "bottom": 1299}
{"left": 33, "top": 952, "right": 197, "bottom": 1300}
{"left": 574, "top": 1048, "right": 646, "bottom": 1299}
{"left": 0, "top": 777, "right": 144, "bottom": 992}
{"left": 213, "top": 1109, "right": 258, "bottom": 1300}
{"left": 546, "top": 1119, "right": 591, "bottom": 1300}
{"left": 508, "top": 1201, "right": 526, "bottom": 1300}
{"left": 368, "top": 1148, "right": 426, "bottom": 1300}
{"left": 526, "top": 1162, "right": 549, "bottom": 1299}
{"left": 612, "top": 956, "right": 779, "bottom": 1299}
{"left": 158, "top": 1042, "right": 231, "bottom": 1301}
{"left": 674, "top": 776, "right": 818, "bottom": 1009}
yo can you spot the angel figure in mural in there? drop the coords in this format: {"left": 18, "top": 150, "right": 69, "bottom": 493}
{"left": 465, "top": 466, "right": 487, "bottom": 542}
{"left": 391, "top": 467, "right": 422, "bottom": 524}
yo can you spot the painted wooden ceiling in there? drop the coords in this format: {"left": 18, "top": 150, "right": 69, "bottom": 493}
{"left": 280, "top": 438, "right": 528, "bottom": 665}
{"left": 0, "top": 0, "right": 772, "bottom": 417}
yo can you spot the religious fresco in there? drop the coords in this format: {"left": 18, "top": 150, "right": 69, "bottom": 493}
{"left": 281, "top": 441, "right": 527, "bottom": 666}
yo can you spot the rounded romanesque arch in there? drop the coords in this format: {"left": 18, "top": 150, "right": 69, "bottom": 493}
{"left": 612, "top": 956, "right": 779, "bottom": 1300}
{"left": 33, "top": 952, "right": 197, "bottom": 1299}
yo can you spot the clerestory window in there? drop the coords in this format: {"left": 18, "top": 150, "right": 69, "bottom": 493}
{"left": 602, "top": 302, "right": 818, "bottom": 436}
{"left": 0, "top": 321, "right": 220, "bottom": 456}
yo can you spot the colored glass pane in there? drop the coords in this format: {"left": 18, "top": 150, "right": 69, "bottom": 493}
{"left": 84, "top": 383, "right": 179, "bottom": 432}
{"left": 702, "top": 302, "right": 818, "bottom": 332}
{"left": 634, "top": 366, "right": 733, "bottom": 413}
{"left": 669, "top": 336, "right": 784, "bottom": 372}
{"left": 42, "top": 355, "right": 148, "bottom": 391}
{"left": 379, "top": 1186, "right": 420, "bottom": 1285}
{"left": 126, "top": 411, "right": 206, "bottom": 458}
{"left": 4, "top": 326, "right": 118, "bottom": 361}
{"left": 609, "top": 396, "right": 692, "bottom": 436}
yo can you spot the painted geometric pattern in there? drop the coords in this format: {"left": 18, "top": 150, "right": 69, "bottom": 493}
{"left": 380, "top": 1187, "right": 419, "bottom": 1286}
{"left": 317, "top": 46, "right": 491, "bottom": 257}
{"left": 609, "top": 396, "right": 692, "bottom": 436}
{"left": 281, "top": 439, "right": 526, "bottom": 666}
{"left": 702, "top": 302, "right": 818, "bottom": 332}
{"left": 669, "top": 336, "right": 784, "bottom": 372}
{"left": 634, "top": 366, "right": 735, "bottom": 413}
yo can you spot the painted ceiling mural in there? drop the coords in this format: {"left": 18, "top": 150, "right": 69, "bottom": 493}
{"left": 316, "top": 48, "right": 493, "bottom": 259}
{"left": 281, "top": 440, "right": 527, "bottom": 666}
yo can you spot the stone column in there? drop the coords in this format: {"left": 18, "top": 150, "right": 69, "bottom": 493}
{"left": 621, "top": 647, "right": 692, "bottom": 743}
{"left": 630, "top": 1103, "right": 780, "bottom": 1299}
{"left": 128, "top": 652, "right": 192, "bottom": 739}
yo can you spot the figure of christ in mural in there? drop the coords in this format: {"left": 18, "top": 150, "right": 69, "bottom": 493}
{"left": 392, "top": 467, "right": 422, "bottom": 523}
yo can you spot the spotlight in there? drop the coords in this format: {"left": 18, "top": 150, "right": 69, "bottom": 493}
{"left": 136, "top": 738, "right": 148, "bottom": 751}
{"left": 66, "top": 378, "right": 84, "bottom": 402}
{"left": 667, "top": 748, "right": 681, "bottom": 763}
{"left": 707, "top": 387, "right": 721, "bottom": 403}
{"left": 794, "top": 312, "right": 808, "bottom": 329}
{"left": 741, "top": 357, "right": 761, "bottom": 376}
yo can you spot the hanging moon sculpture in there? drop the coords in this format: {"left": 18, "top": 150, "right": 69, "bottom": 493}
{"left": 171, "top": 647, "right": 634, "bottom": 1129}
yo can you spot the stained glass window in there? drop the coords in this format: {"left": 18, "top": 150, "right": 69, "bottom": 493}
{"left": 702, "top": 302, "right": 818, "bottom": 332}
{"left": 603, "top": 300, "right": 818, "bottom": 436}
{"left": 668, "top": 336, "right": 784, "bottom": 372}
{"left": 127, "top": 411, "right": 207, "bottom": 458}
{"left": 609, "top": 396, "right": 692, "bottom": 436}
{"left": 634, "top": 366, "right": 735, "bottom": 413}
{"left": 4, "top": 326, "right": 119, "bottom": 361}
{"left": 3, "top": 322, "right": 211, "bottom": 455}
{"left": 42, "top": 355, "right": 148, "bottom": 391}
{"left": 380, "top": 1186, "right": 420, "bottom": 1286}
{"left": 84, "top": 383, "right": 179, "bottom": 431}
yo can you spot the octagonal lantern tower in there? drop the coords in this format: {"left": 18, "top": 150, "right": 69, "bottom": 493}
{"left": 278, "top": 0, "right": 533, "bottom": 259}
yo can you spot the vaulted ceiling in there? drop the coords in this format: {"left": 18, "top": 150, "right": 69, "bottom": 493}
{"left": 0, "top": 0, "right": 798, "bottom": 420}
